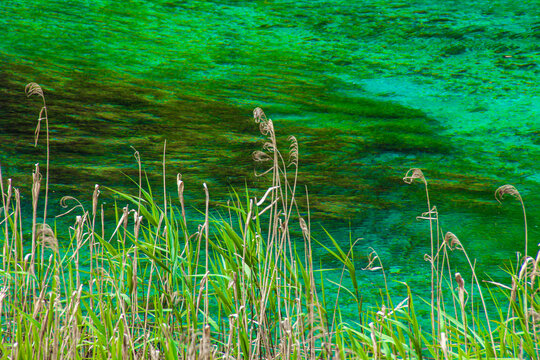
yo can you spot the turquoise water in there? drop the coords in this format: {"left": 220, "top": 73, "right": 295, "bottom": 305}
{"left": 1, "top": 0, "right": 538, "bottom": 310}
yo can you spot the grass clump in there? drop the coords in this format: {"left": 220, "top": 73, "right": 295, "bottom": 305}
{"left": 0, "top": 83, "right": 538, "bottom": 359}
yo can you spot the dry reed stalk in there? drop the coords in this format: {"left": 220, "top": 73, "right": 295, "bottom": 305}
{"left": 73, "top": 213, "right": 87, "bottom": 290}
{"left": 142, "top": 213, "right": 164, "bottom": 358}
{"left": 31, "top": 163, "right": 41, "bottom": 276}
{"left": 90, "top": 183, "right": 100, "bottom": 310}
{"left": 252, "top": 107, "right": 312, "bottom": 358}
{"left": 449, "top": 232, "right": 496, "bottom": 356}
{"left": 495, "top": 185, "right": 527, "bottom": 259}
{"left": 455, "top": 272, "right": 468, "bottom": 351}
{"left": 162, "top": 141, "right": 168, "bottom": 245}
{"left": 495, "top": 184, "right": 535, "bottom": 358}
{"left": 203, "top": 182, "right": 210, "bottom": 329}
{"left": 403, "top": 168, "right": 437, "bottom": 339}
{"left": 441, "top": 231, "right": 459, "bottom": 325}
{"left": 26, "top": 82, "right": 51, "bottom": 272}
{"left": 369, "top": 322, "right": 378, "bottom": 360}
{"left": 59, "top": 285, "right": 83, "bottom": 358}
{"left": 0, "top": 168, "right": 11, "bottom": 269}
{"left": 176, "top": 174, "right": 188, "bottom": 236}
{"left": 0, "top": 285, "right": 8, "bottom": 344}
{"left": 13, "top": 188, "right": 24, "bottom": 309}
{"left": 132, "top": 211, "right": 142, "bottom": 326}
{"left": 440, "top": 331, "right": 449, "bottom": 360}
{"left": 200, "top": 324, "right": 212, "bottom": 360}
{"left": 224, "top": 314, "right": 237, "bottom": 359}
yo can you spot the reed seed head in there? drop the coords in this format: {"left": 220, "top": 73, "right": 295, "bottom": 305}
{"left": 253, "top": 107, "right": 275, "bottom": 136}
{"left": 363, "top": 250, "right": 382, "bottom": 271}
{"left": 253, "top": 107, "right": 266, "bottom": 123}
{"left": 38, "top": 223, "right": 59, "bottom": 253}
{"left": 403, "top": 168, "right": 426, "bottom": 184}
{"left": 261, "top": 120, "right": 274, "bottom": 137}
{"left": 25, "top": 82, "right": 44, "bottom": 99}
{"left": 299, "top": 217, "right": 309, "bottom": 238}
{"left": 288, "top": 135, "right": 299, "bottom": 167}
{"left": 252, "top": 150, "right": 272, "bottom": 163}
{"left": 495, "top": 184, "right": 522, "bottom": 204}
{"left": 444, "top": 232, "right": 462, "bottom": 250}
{"left": 262, "top": 141, "right": 276, "bottom": 153}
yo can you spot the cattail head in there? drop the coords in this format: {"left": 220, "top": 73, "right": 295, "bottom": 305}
{"left": 176, "top": 174, "right": 184, "bottom": 199}
{"left": 455, "top": 272, "right": 465, "bottom": 289}
{"left": 455, "top": 272, "right": 468, "bottom": 306}
{"left": 122, "top": 205, "right": 129, "bottom": 231}
{"left": 74, "top": 214, "right": 87, "bottom": 245}
{"left": 133, "top": 211, "right": 143, "bottom": 240}
{"left": 92, "top": 184, "right": 100, "bottom": 216}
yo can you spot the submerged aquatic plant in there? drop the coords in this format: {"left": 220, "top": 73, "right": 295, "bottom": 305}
{"left": 0, "top": 85, "right": 538, "bottom": 359}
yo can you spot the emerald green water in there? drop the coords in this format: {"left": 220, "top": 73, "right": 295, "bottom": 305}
{"left": 1, "top": 0, "right": 538, "bottom": 312}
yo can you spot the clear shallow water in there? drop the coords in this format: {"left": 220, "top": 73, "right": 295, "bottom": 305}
{"left": 0, "top": 0, "right": 538, "bottom": 311}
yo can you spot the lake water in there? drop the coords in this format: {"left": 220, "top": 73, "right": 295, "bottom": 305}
{"left": 1, "top": 0, "right": 538, "bottom": 311}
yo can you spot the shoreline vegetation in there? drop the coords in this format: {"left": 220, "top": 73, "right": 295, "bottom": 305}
{"left": 0, "top": 83, "right": 538, "bottom": 359}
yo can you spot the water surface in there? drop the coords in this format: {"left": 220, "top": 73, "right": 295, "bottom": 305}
{"left": 1, "top": 0, "right": 538, "bottom": 311}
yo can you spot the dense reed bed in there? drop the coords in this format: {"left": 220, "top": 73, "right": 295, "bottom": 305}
{"left": 0, "top": 83, "right": 538, "bottom": 359}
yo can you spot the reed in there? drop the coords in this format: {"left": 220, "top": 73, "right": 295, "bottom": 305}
{"left": 0, "top": 83, "right": 537, "bottom": 359}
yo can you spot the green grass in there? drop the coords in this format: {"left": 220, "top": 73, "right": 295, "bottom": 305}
{"left": 0, "top": 84, "right": 538, "bottom": 359}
